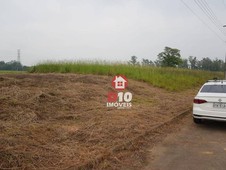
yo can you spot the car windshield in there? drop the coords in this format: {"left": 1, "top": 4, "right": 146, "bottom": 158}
{"left": 200, "top": 85, "right": 226, "bottom": 93}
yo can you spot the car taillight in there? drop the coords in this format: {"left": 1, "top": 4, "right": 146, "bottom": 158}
{"left": 193, "top": 99, "right": 207, "bottom": 104}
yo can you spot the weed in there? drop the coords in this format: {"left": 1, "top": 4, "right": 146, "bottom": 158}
{"left": 30, "top": 62, "right": 223, "bottom": 91}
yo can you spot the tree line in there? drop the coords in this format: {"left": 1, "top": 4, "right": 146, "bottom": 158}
{"left": 0, "top": 60, "right": 28, "bottom": 71}
{"left": 129, "top": 46, "right": 225, "bottom": 72}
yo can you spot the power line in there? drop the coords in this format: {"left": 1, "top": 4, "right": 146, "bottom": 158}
{"left": 194, "top": 0, "right": 226, "bottom": 36}
{"left": 181, "top": 0, "right": 226, "bottom": 43}
{"left": 201, "top": 0, "right": 223, "bottom": 25}
{"left": 222, "top": 0, "right": 226, "bottom": 10}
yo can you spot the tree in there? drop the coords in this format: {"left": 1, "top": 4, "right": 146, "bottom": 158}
{"left": 200, "top": 57, "right": 213, "bottom": 71}
{"left": 141, "top": 58, "right": 154, "bottom": 66}
{"left": 188, "top": 56, "right": 198, "bottom": 69}
{"left": 156, "top": 47, "right": 182, "bottom": 67}
{"left": 128, "top": 56, "right": 139, "bottom": 65}
{"left": 154, "top": 60, "right": 161, "bottom": 67}
{"left": 179, "top": 59, "right": 189, "bottom": 68}
{"left": 0, "top": 61, "right": 6, "bottom": 70}
{"left": 188, "top": 56, "right": 224, "bottom": 71}
{"left": 0, "top": 60, "right": 23, "bottom": 71}
{"left": 212, "top": 58, "right": 224, "bottom": 71}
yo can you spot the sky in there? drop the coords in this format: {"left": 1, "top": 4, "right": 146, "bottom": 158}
{"left": 0, "top": 0, "right": 226, "bottom": 66}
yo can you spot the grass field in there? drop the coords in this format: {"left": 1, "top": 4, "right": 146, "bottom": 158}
{"left": 30, "top": 62, "right": 223, "bottom": 91}
{"left": 0, "top": 70, "right": 26, "bottom": 74}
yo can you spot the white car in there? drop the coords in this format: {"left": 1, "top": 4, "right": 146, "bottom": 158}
{"left": 193, "top": 80, "right": 226, "bottom": 124}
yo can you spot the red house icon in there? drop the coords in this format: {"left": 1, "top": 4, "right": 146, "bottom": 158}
{"left": 112, "top": 75, "right": 128, "bottom": 90}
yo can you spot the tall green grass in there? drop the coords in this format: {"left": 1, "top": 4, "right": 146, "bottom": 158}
{"left": 30, "top": 62, "right": 223, "bottom": 91}
{"left": 0, "top": 70, "right": 26, "bottom": 74}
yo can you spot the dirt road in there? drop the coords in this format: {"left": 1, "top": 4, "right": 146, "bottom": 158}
{"left": 145, "top": 114, "right": 226, "bottom": 170}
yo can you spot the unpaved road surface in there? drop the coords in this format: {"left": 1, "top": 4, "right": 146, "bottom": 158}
{"left": 145, "top": 114, "right": 226, "bottom": 170}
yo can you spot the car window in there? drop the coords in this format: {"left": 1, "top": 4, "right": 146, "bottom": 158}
{"left": 200, "top": 85, "right": 226, "bottom": 93}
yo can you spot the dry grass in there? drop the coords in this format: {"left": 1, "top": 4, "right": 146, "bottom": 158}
{"left": 0, "top": 74, "right": 197, "bottom": 169}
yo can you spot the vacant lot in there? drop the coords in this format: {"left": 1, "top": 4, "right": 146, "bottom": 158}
{"left": 0, "top": 73, "right": 196, "bottom": 169}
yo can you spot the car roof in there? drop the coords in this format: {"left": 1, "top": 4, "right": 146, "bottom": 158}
{"left": 204, "top": 80, "right": 226, "bottom": 85}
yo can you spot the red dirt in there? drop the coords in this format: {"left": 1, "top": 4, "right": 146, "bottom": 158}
{"left": 0, "top": 73, "right": 197, "bottom": 169}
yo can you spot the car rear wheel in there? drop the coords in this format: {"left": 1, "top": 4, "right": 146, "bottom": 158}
{"left": 193, "top": 117, "right": 202, "bottom": 124}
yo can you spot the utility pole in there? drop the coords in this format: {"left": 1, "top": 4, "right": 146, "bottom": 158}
{"left": 223, "top": 52, "right": 226, "bottom": 80}
{"left": 223, "top": 25, "right": 226, "bottom": 79}
{"left": 17, "top": 49, "right": 21, "bottom": 63}
{"left": 17, "top": 49, "right": 21, "bottom": 71}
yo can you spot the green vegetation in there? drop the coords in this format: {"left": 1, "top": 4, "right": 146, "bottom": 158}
{"left": 30, "top": 62, "right": 223, "bottom": 91}
{"left": 156, "top": 46, "right": 182, "bottom": 67}
{"left": 132, "top": 47, "right": 225, "bottom": 72}
{"left": 0, "top": 60, "right": 29, "bottom": 71}
{"left": 0, "top": 70, "right": 26, "bottom": 74}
